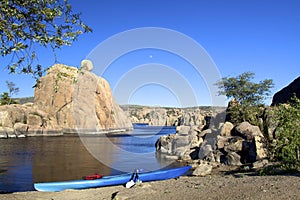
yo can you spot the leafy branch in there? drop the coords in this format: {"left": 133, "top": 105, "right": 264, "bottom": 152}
{"left": 0, "top": 0, "right": 92, "bottom": 78}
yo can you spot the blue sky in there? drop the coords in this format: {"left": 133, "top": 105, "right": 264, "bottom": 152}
{"left": 1, "top": 0, "right": 299, "bottom": 107}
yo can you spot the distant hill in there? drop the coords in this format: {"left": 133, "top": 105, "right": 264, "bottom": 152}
{"left": 13, "top": 97, "right": 34, "bottom": 104}
{"left": 120, "top": 104, "right": 225, "bottom": 111}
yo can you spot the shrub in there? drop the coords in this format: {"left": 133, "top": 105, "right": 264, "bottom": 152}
{"left": 271, "top": 95, "right": 300, "bottom": 170}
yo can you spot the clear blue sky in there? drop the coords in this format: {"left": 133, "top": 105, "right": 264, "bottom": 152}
{"left": 1, "top": 0, "right": 299, "bottom": 107}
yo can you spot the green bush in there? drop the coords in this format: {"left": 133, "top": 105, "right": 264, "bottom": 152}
{"left": 271, "top": 95, "right": 300, "bottom": 170}
{"left": 226, "top": 102, "right": 265, "bottom": 127}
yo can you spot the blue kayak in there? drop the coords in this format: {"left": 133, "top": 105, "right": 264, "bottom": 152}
{"left": 34, "top": 166, "right": 191, "bottom": 192}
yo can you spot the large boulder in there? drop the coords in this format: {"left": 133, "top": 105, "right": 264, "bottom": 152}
{"left": 223, "top": 137, "right": 244, "bottom": 153}
{"left": 0, "top": 105, "right": 27, "bottom": 128}
{"left": 254, "top": 135, "right": 268, "bottom": 160}
{"left": 155, "top": 134, "right": 175, "bottom": 155}
{"left": 155, "top": 133, "right": 191, "bottom": 159}
{"left": 198, "top": 142, "right": 213, "bottom": 160}
{"left": 224, "top": 152, "right": 242, "bottom": 166}
{"left": 176, "top": 125, "right": 190, "bottom": 135}
{"left": 155, "top": 125, "right": 207, "bottom": 160}
{"left": 219, "top": 121, "right": 234, "bottom": 137}
{"left": 192, "top": 161, "right": 213, "bottom": 176}
{"left": 234, "top": 122, "right": 264, "bottom": 141}
{"left": 272, "top": 76, "right": 300, "bottom": 106}
{"left": 13, "top": 123, "right": 28, "bottom": 137}
{"left": 34, "top": 63, "right": 132, "bottom": 132}
{"left": 232, "top": 122, "right": 267, "bottom": 163}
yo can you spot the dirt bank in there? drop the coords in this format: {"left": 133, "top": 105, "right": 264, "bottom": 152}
{"left": 1, "top": 172, "right": 299, "bottom": 200}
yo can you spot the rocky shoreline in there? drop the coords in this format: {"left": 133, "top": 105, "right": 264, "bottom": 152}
{"left": 0, "top": 126, "right": 130, "bottom": 139}
{"left": 155, "top": 121, "right": 269, "bottom": 174}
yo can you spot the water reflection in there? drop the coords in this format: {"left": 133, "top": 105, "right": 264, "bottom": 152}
{"left": 79, "top": 127, "right": 176, "bottom": 173}
{"left": 0, "top": 138, "right": 35, "bottom": 193}
{"left": 32, "top": 136, "right": 112, "bottom": 182}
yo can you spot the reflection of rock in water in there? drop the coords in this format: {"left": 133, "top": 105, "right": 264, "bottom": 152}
{"left": 0, "top": 153, "right": 8, "bottom": 175}
{"left": 0, "top": 169, "right": 8, "bottom": 174}
{"left": 32, "top": 136, "right": 114, "bottom": 182}
{"left": 79, "top": 136, "right": 119, "bottom": 174}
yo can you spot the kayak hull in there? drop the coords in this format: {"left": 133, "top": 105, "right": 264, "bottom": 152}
{"left": 34, "top": 166, "right": 191, "bottom": 192}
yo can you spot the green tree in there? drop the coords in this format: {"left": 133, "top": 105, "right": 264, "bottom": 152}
{"left": 6, "top": 81, "right": 19, "bottom": 104}
{"left": 0, "top": 92, "right": 16, "bottom": 105}
{"left": 271, "top": 95, "right": 300, "bottom": 170}
{"left": 215, "top": 72, "right": 274, "bottom": 125}
{"left": 0, "top": 0, "right": 92, "bottom": 78}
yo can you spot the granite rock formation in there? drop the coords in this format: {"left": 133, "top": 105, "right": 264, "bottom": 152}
{"left": 121, "top": 105, "right": 226, "bottom": 128}
{"left": 156, "top": 121, "right": 268, "bottom": 167}
{"left": 0, "top": 61, "right": 132, "bottom": 138}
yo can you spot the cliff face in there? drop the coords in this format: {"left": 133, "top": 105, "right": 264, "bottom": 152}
{"left": 33, "top": 64, "right": 78, "bottom": 130}
{"left": 272, "top": 76, "right": 300, "bottom": 106}
{"left": 0, "top": 62, "right": 132, "bottom": 138}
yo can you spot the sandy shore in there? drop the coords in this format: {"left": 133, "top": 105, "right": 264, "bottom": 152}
{"left": 1, "top": 171, "right": 299, "bottom": 200}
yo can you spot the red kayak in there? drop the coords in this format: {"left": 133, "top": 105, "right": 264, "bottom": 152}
{"left": 83, "top": 174, "right": 103, "bottom": 180}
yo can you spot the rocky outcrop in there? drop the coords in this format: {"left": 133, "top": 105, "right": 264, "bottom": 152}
{"left": 156, "top": 121, "right": 268, "bottom": 169}
{"left": 34, "top": 63, "right": 132, "bottom": 132}
{"left": 34, "top": 62, "right": 132, "bottom": 133}
{"left": 0, "top": 61, "right": 132, "bottom": 137}
{"left": 0, "top": 103, "right": 53, "bottom": 138}
{"left": 272, "top": 76, "right": 300, "bottom": 106}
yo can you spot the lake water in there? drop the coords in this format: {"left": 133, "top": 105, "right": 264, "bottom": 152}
{"left": 0, "top": 126, "right": 177, "bottom": 193}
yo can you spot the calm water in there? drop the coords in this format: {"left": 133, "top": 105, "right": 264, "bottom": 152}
{"left": 0, "top": 126, "right": 176, "bottom": 193}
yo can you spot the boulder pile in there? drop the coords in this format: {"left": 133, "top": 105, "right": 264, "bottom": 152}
{"left": 156, "top": 121, "right": 268, "bottom": 174}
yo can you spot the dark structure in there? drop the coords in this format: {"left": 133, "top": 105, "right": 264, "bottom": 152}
{"left": 271, "top": 76, "right": 300, "bottom": 106}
